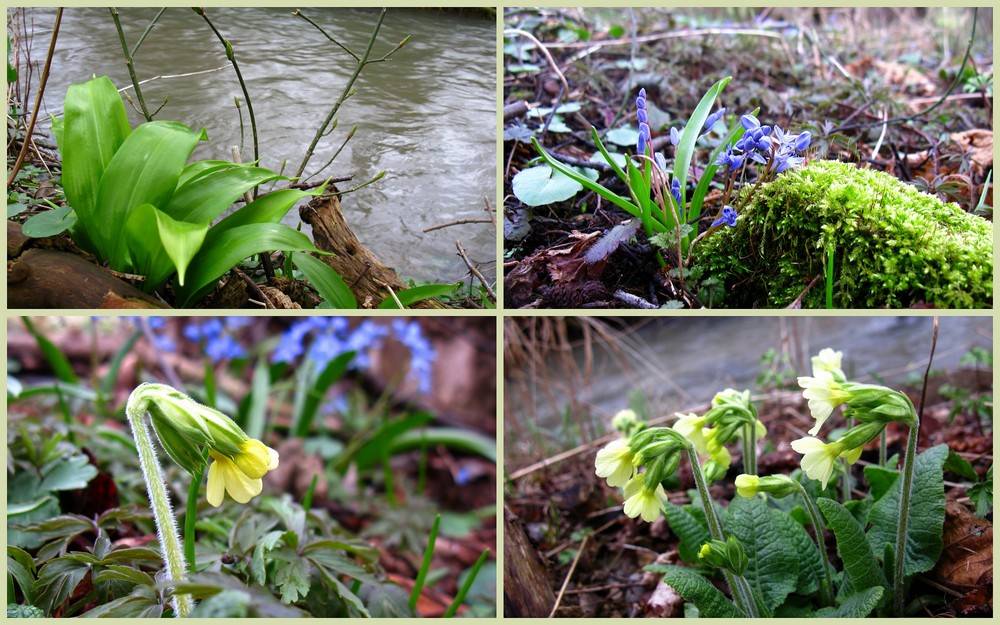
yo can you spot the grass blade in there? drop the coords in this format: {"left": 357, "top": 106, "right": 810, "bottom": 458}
{"left": 409, "top": 514, "right": 441, "bottom": 613}
{"left": 442, "top": 549, "right": 490, "bottom": 617}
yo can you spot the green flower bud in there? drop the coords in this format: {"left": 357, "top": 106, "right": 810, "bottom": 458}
{"left": 735, "top": 473, "right": 798, "bottom": 498}
{"left": 846, "top": 385, "right": 916, "bottom": 428}
{"left": 698, "top": 537, "right": 747, "bottom": 575}
{"left": 611, "top": 409, "right": 643, "bottom": 437}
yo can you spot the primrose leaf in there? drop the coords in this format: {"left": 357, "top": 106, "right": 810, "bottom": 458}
{"left": 661, "top": 502, "right": 709, "bottom": 563}
{"left": 21, "top": 206, "right": 76, "bottom": 238}
{"left": 646, "top": 564, "right": 741, "bottom": 618}
{"left": 866, "top": 443, "right": 948, "bottom": 577}
{"left": 817, "top": 497, "right": 887, "bottom": 594}
{"left": 815, "top": 586, "right": 884, "bottom": 618}
{"left": 727, "top": 495, "right": 798, "bottom": 614}
{"left": 863, "top": 464, "right": 900, "bottom": 502}
{"left": 770, "top": 504, "right": 826, "bottom": 597}
{"left": 604, "top": 126, "right": 640, "bottom": 147}
{"left": 511, "top": 165, "right": 591, "bottom": 206}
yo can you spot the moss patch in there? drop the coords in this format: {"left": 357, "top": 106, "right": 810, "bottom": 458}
{"left": 695, "top": 160, "right": 993, "bottom": 308}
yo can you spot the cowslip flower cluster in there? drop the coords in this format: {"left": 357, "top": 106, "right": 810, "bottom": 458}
{"left": 595, "top": 424, "right": 689, "bottom": 522}
{"left": 790, "top": 349, "right": 918, "bottom": 488}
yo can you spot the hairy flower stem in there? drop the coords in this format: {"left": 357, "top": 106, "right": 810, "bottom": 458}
{"left": 894, "top": 423, "right": 919, "bottom": 616}
{"left": 125, "top": 394, "right": 193, "bottom": 618}
{"left": 685, "top": 446, "right": 757, "bottom": 617}
{"left": 793, "top": 482, "right": 834, "bottom": 606}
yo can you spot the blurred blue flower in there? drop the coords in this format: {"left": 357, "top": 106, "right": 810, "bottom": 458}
{"left": 671, "top": 178, "right": 682, "bottom": 205}
{"left": 183, "top": 318, "right": 247, "bottom": 363}
{"left": 392, "top": 319, "right": 436, "bottom": 394}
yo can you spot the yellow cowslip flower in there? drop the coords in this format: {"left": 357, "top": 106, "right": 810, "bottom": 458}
{"left": 734, "top": 474, "right": 761, "bottom": 498}
{"left": 622, "top": 473, "right": 666, "bottom": 523}
{"left": 595, "top": 438, "right": 635, "bottom": 488}
{"left": 797, "top": 371, "right": 852, "bottom": 436}
{"left": 206, "top": 440, "right": 279, "bottom": 507}
{"left": 811, "top": 348, "right": 845, "bottom": 380}
{"left": 790, "top": 436, "right": 846, "bottom": 489}
{"left": 672, "top": 412, "right": 709, "bottom": 452}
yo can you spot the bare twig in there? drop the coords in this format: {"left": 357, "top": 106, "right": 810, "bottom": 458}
{"left": 483, "top": 196, "right": 496, "bottom": 226}
{"left": 456, "top": 241, "right": 496, "bottom": 302}
{"left": 548, "top": 533, "right": 588, "bottom": 618}
{"left": 232, "top": 265, "right": 274, "bottom": 309}
{"left": 503, "top": 28, "right": 570, "bottom": 99}
{"left": 423, "top": 218, "right": 494, "bottom": 233}
{"left": 7, "top": 8, "right": 61, "bottom": 188}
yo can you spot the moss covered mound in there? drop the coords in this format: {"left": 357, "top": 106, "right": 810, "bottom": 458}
{"left": 696, "top": 160, "right": 993, "bottom": 308}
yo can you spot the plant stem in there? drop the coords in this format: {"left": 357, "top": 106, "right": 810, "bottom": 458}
{"left": 685, "top": 446, "right": 757, "bottom": 618}
{"left": 110, "top": 8, "right": 153, "bottom": 121}
{"left": 293, "top": 9, "right": 388, "bottom": 179}
{"left": 125, "top": 393, "right": 193, "bottom": 617}
{"left": 794, "top": 481, "right": 834, "bottom": 606}
{"left": 893, "top": 423, "right": 918, "bottom": 616}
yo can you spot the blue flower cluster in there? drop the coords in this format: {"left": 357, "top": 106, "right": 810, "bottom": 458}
{"left": 273, "top": 317, "right": 436, "bottom": 394}
{"left": 183, "top": 318, "right": 251, "bottom": 362}
{"left": 715, "top": 114, "right": 810, "bottom": 174}
{"left": 636, "top": 88, "right": 651, "bottom": 154}
{"left": 711, "top": 205, "right": 738, "bottom": 228}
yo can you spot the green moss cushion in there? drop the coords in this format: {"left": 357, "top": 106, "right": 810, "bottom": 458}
{"left": 696, "top": 160, "right": 993, "bottom": 308}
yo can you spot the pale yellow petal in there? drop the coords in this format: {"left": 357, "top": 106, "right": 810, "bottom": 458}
{"left": 206, "top": 458, "right": 225, "bottom": 507}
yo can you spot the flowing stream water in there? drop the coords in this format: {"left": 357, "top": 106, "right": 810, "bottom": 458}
{"left": 17, "top": 7, "right": 496, "bottom": 285}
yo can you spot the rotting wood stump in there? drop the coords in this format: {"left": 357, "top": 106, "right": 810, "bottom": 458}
{"left": 300, "top": 191, "right": 447, "bottom": 309}
{"left": 7, "top": 222, "right": 167, "bottom": 309}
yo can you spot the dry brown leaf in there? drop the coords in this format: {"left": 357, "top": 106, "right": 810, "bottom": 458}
{"left": 932, "top": 500, "right": 992, "bottom": 589}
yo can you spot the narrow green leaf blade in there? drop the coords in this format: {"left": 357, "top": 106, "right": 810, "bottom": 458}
{"left": 177, "top": 224, "right": 321, "bottom": 305}
{"left": 674, "top": 76, "right": 731, "bottom": 204}
{"left": 292, "top": 253, "right": 357, "bottom": 309}
{"left": 21, "top": 317, "right": 79, "bottom": 384}
{"left": 377, "top": 283, "right": 460, "bottom": 309}
{"left": 163, "top": 165, "right": 289, "bottom": 223}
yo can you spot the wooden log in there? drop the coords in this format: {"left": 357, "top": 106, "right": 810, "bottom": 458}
{"left": 8, "top": 247, "right": 168, "bottom": 309}
{"left": 503, "top": 504, "right": 556, "bottom": 617}
{"left": 300, "top": 193, "right": 447, "bottom": 309}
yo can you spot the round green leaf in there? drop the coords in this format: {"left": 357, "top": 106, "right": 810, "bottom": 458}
{"left": 21, "top": 206, "right": 76, "bottom": 238}
{"left": 511, "top": 164, "right": 596, "bottom": 206}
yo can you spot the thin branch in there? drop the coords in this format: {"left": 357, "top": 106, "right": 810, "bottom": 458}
{"left": 7, "top": 8, "right": 61, "bottom": 188}
{"left": 548, "top": 533, "right": 588, "bottom": 618}
{"left": 423, "top": 218, "right": 494, "bottom": 233}
{"left": 456, "top": 240, "right": 496, "bottom": 302}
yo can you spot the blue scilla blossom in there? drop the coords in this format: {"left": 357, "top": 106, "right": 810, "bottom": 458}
{"left": 670, "top": 126, "right": 680, "bottom": 146}
{"left": 126, "top": 316, "right": 175, "bottom": 352}
{"left": 702, "top": 107, "right": 726, "bottom": 134}
{"left": 654, "top": 152, "right": 668, "bottom": 173}
{"left": 272, "top": 317, "right": 390, "bottom": 372}
{"left": 392, "top": 319, "right": 436, "bottom": 394}
{"left": 636, "top": 88, "right": 651, "bottom": 154}
{"left": 711, "top": 205, "right": 738, "bottom": 228}
{"left": 794, "top": 131, "right": 812, "bottom": 152}
{"left": 671, "top": 178, "right": 682, "bottom": 205}
{"left": 183, "top": 318, "right": 247, "bottom": 363}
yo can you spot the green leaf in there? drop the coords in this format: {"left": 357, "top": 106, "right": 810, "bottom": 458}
{"left": 863, "top": 464, "right": 900, "bottom": 502}
{"left": 817, "top": 497, "right": 887, "bottom": 593}
{"left": 7, "top": 546, "right": 38, "bottom": 605}
{"left": 80, "top": 585, "right": 163, "bottom": 618}
{"left": 646, "top": 564, "right": 741, "bottom": 618}
{"left": 342, "top": 412, "right": 435, "bottom": 472}
{"left": 177, "top": 224, "right": 324, "bottom": 305}
{"left": 94, "top": 120, "right": 206, "bottom": 266}
{"left": 163, "top": 165, "right": 288, "bottom": 223}
{"left": 770, "top": 506, "right": 825, "bottom": 596}
{"left": 212, "top": 186, "right": 325, "bottom": 231}
{"left": 661, "top": 502, "right": 709, "bottom": 563}
{"left": 727, "top": 495, "right": 798, "bottom": 613}
{"left": 967, "top": 465, "right": 992, "bottom": 517}
{"left": 293, "top": 351, "right": 355, "bottom": 437}
{"left": 57, "top": 76, "right": 131, "bottom": 254}
{"left": 389, "top": 427, "right": 497, "bottom": 463}
{"left": 511, "top": 164, "right": 588, "bottom": 206}
{"left": 249, "top": 530, "right": 286, "bottom": 586}
{"left": 125, "top": 203, "right": 208, "bottom": 290}
{"left": 19, "top": 318, "right": 78, "bottom": 384}
{"left": 275, "top": 557, "right": 310, "bottom": 603}
{"left": 93, "top": 564, "right": 154, "bottom": 587}
{"left": 291, "top": 253, "right": 357, "bottom": 309}
{"left": 673, "top": 76, "right": 730, "bottom": 206}
{"left": 40, "top": 454, "right": 97, "bottom": 492}
{"left": 377, "top": 282, "right": 459, "bottom": 309}
{"left": 866, "top": 444, "right": 948, "bottom": 577}
{"left": 35, "top": 556, "right": 90, "bottom": 614}
{"left": 20, "top": 206, "right": 76, "bottom": 238}
{"left": 530, "top": 137, "right": 645, "bottom": 220}
{"left": 944, "top": 450, "right": 979, "bottom": 481}
{"left": 604, "top": 126, "right": 640, "bottom": 147}
{"left": 814, "top": 586, "right": 883, "bottom": 618}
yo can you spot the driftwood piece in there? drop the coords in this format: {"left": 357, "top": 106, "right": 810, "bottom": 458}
{"left": 300, "top": 193, "right": 447, "bottom": 309}
{"left": 503, "top": 504, "right": 556, "bottom": 617}
{"left": 8, "top": 247, "right": 167, "bottom": 309}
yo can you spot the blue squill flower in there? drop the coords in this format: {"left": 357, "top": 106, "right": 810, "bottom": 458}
{"left": 711, "top": 205, "right": 738, "bottom": 228}
{"left": 702, "top": 107, "right": 726, "bottom": 134}
{"left": 636, "top": 89, "right": 651, "bottom": 154}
